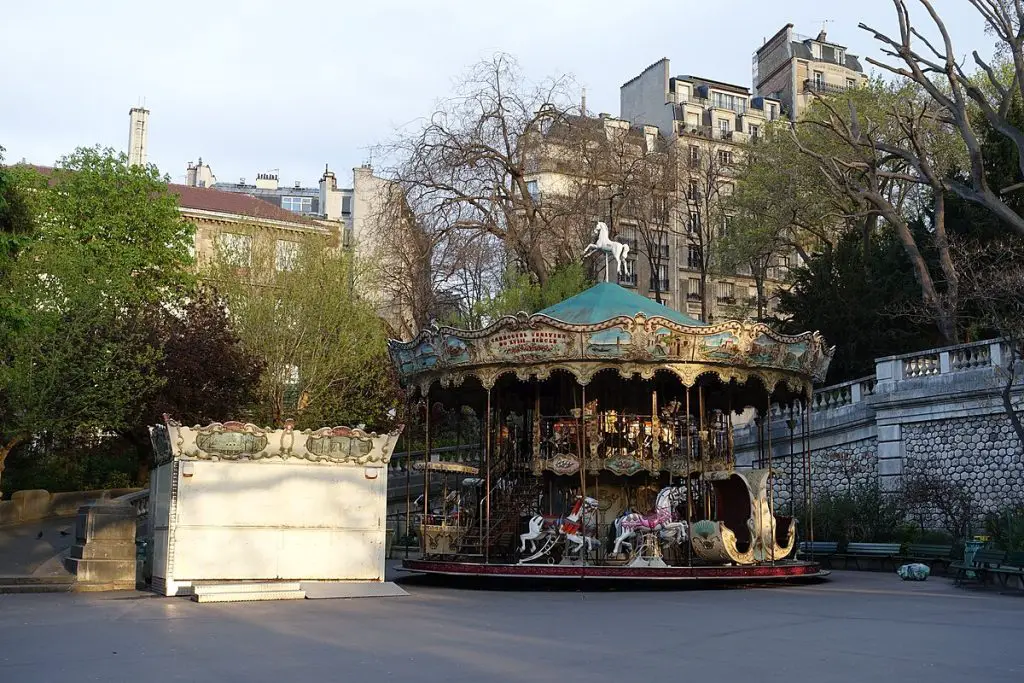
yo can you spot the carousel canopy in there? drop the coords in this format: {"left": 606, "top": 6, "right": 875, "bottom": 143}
{"left": 389, "top": 282, "right": 833, "bottom": 397}
{"left": 537, "top": 282, "right": 706, "bottom": 327}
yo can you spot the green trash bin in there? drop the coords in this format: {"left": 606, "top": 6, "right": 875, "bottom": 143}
{"left": 964, "top": 538, "right": 985, "bottom": 579}
{"left": 385, "top": 527, "right": 396, "bottom": 560}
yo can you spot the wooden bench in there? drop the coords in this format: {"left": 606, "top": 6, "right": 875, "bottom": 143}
{"left": 797, "top": 541, "right": 839, "bottom": 566}
{"left": 835, "top": 542, "right": 902, "bottom": 571}
{"left": 951, "top": 548, "right": 1006, "bottom": 586}
{"left": 987, "top": 551, "right": 1024, "bottom": 590}
{"left": 902, "top": 544, "right": 955, "bottom": 574}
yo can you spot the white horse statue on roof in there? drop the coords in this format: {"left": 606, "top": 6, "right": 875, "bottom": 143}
{"left": 582, "top": 222, "right": 631, "bottom": 281}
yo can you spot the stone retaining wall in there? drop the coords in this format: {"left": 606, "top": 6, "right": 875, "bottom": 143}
{"left": 0, "top": 488, "right": 139, "bottom": 527}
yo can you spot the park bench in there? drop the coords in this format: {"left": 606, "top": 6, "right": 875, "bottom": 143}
{"left": 902, "top": 544, "right": 955, "bottom": 574}
{"left": 797, "top": 541, "right": 839, "bottom": 567}
{"left": 951, "top": 548, "right": 1006, "bottom": 587}
{"left": 834, "top": 542, "right": 902, "bottom": 571}
{"left": 987, "top": 551, "right": 1024, "bottom": 590}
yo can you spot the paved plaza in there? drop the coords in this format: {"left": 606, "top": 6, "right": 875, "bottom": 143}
{"left": 0, "top": 569, "right": 1021, "bottom": 683}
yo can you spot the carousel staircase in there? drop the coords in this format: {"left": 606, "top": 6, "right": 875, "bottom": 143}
{"left": 459, "top": 449, "right": 541, "bottom": 561}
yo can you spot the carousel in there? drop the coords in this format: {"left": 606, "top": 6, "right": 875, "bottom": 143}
{"left": 389, "top": 230, "right": 834, "bottom": 584}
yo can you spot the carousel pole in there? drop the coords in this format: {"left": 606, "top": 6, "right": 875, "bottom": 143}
{"left": 806, "top": 396, "right": 815, "bottom": 555}
{"left": 685, "top": 385, "right": 693, "bottom": 567}
{"left": 699, "top": 385, "right": 709, "bottom": 519}
{"left": 577, "top": 382, "right": 588, "bottom": 564}
{"left": 422, "top": 391, "right": 431, "bottom": 555}
{"left": 404, "top": 400, "right": 412, "bottom": 560}
{"left": 787, "top": 405, "right": 797, "bottom": 520}
{"left": 766, "top": 394, "right": 774, "bottom": 565}
{"left": 484, "top": 387, "right": 492, "bottom": 564}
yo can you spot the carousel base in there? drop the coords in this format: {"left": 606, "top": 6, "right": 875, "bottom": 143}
{"left": 399, "top": 559, "right": 829, "bottom": 587}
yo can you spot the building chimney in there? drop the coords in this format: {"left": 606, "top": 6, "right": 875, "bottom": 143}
{"left": 128, "top": 107, "right": 149, "bottom": 167}
{"left": 319, "top": 164, "right": 342, "bottom": 221}
{"left": 817, "top": 30, "right": 827, "bottom": 42}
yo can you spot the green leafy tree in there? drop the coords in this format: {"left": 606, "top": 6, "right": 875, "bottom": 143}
{"left": 209, "top": 241, "right": 398, "bottom": 429}
{"left": 0, "top": 147, "right": 194, "bottom": 495}
{"left": 777, "top": 230, "right": 941, "bottom": 382}
{"left": 473, "top": 261, "right": 591, "bottom": 322}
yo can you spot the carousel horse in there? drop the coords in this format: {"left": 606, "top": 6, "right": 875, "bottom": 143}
{"left": 561, "top": 496, "right": 601, "bottom": 557}
{"left": 518, "top": 496, "right": 600, "bottom": 563}
{"left": 582, "top": 222, "right": 631, "bottom": 277}
{"left": 611, "top": 486, "right": 688, "bottom": 556}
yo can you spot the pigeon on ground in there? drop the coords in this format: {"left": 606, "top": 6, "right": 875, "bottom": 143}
{"left": 36, "top": 531, "right": 43, "bottom": 539}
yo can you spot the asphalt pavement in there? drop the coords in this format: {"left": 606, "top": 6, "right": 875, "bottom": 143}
{"left": 0, "top": 569, "right": 1021, "bottom": 683}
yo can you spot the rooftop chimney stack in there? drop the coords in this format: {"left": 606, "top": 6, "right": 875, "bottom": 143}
{"left": 128, "top": 107, "right": 149, "bottom": 167}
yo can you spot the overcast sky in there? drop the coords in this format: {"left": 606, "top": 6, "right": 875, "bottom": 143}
{"left": 2, "top": 1, "right": 992, "bottom": 189}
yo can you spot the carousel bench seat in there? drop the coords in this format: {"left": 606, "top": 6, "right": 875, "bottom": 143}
{"left": 797, "top": 541, "right": 839, "bottom": 565}
{"left": 902, "top": 544, "right": 955, "bottom": 574}
{"left": 834, "top": 543, "right": 902, "bottom": 570}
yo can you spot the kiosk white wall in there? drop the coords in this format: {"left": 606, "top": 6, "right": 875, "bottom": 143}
{"left": 148, "top": 420, "right": 402, "bottom": 597}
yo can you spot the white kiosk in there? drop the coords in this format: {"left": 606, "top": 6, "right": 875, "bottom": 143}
{"left": 148, "top": 417, "right": 402, "bottom": 601}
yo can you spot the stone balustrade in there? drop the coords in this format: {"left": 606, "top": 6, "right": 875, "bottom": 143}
{"left": 734, "top": 338, "right": 1022, "bottom": 526}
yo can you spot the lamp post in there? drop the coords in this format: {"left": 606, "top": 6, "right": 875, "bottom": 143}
{"left": 786, "top": 409, "right": 797, "bottom": 519}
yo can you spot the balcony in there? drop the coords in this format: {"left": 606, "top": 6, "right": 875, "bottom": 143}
{"left": 717, "top": 296, "right": 737, "bottom": 305}
{"left": 686, "top": 292, "right": 702, "bottom": 302}
{"left": 803, "top": 78, "right": 855, "bottom": 95}
{"left": 649, "top": 279, "right": 670, "bottom": 292}
{"left": 618, "top": 272, "right": 637, "bottom": 287}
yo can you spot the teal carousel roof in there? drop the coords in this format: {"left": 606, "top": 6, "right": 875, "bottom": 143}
{"left": 537, "top": 282, "right": 706, "bottom": 327}
{"left": 388, "top": 282, "right": 833, "bottom": 396}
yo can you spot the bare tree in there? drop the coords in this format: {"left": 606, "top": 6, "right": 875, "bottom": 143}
{"left": 859, "top": 0, "right": 1024, "bottom": 236}
{"left": 377, "top": 54, "right": 579, "bottom": 287}
{"left": 956, "top": 239, "right": 1024, "bottom": 459}
{"left": 682, "top": 135, "right": 735, "bottom": 322}
{"left": 792, "top": 82, "right": 964, "bottom": 343}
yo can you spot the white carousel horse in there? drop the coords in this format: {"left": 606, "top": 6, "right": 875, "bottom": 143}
{"left": 519, "top": 514, "right": 550, "bottom": 554}
{"left": 611, "top": 486, "right": 688, "bottom": 556}
{"left": 561, "top": 496, "right": 601, "bottom": 557}
{"left": 518, "top": 496, "right": 600, "bottom": 563}
{"left": 582, "top": 222, "right": 631, "bottom": 278}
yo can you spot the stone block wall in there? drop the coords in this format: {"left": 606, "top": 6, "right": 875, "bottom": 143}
{"left": 733, "top": 340, "right": 1023, "bottom": 531}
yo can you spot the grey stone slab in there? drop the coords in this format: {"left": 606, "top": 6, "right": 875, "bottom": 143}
{"left": 300, "top": 580, "right": 407, "bottom": 599}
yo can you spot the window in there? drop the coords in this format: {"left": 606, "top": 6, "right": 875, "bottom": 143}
{"left": 717, "top": 281, "right": 735, "bottom": 303}
{"left": 275, "top": 239, "right": 299, "bottom": 272}
{"left": 718, "top": 118, "right": 731, "bottom": 139}
{"left": 678, "top": 85, "right": 690, "bottom": 102}
{"left": 719, "top": 215, "right": 732, "bottom": 238}
{"left": 688, "top": 180, "right": 699, "bottom": 200}
{"left": 712, "top": 92, "right": 746, "bottom": 114}
{"left": 687, "top": 245, "right": 701, "bottom": 268}
{"left": 717, "top": 150, "right": 733, "bottom": 165}
{"left": 341, "top": 195, "right": 352, "bottom": 214}
{"left": 650, "top": 264, "right": 670, "bottom": 292}
{"left": 689, "top": 145, "right": 700, "bottom": 163}
{"left": 687, "top": 212, "right": 700, "bottom": 234}
{"left": 749, "top": 124, "right": 760, "bottom": 141}
{"left": 282, "top": 196, "right": 313, "bottom": 213}
{"left": 218, "top": 233, "right": 252, "bottom": 267}
{"left": 687, "top": 277, "right": 702, "bottom": 301}
{"left": 846, "top": 78, "right": 856, "bottom": 89}
{"left": 813, "top": 71, "right": 824, "bottom": 90}
{"left": 526, "top": 180, "right": 539, "bottom": 200}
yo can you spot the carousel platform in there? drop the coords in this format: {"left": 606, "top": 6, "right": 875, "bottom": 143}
{"left": 399, "top": 558, "right": 829, "bottom": 585}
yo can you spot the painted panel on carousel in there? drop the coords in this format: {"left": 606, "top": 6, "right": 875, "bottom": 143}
{"left": 487, "top": 328, "right": 573, "bottom": 362}
{"left": 585, "top": 327, "right": 631, "bottom": 357}
{"left": 698, "top": 331, "right": 744, "bottom": 362}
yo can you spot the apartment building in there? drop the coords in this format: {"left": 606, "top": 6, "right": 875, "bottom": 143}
{"left": 754, "top": 25, "right": 869, "bottom": 120}
{"left": 615, "top": 58, "right": 790, "bottom": 322}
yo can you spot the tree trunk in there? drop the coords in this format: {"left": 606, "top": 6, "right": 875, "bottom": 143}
{"left": 0, "top": 435, "right": 26, "bottom": 500}
{"left": 1000, "top": 349, "right": 1024, "bottom": 463}
{"left": 699, "top": 271, "right": 709, "bottom": 323}
{"left": 755, "top": 267, "right": 766, "bottom": 322}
